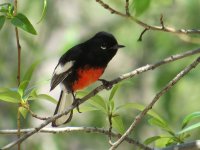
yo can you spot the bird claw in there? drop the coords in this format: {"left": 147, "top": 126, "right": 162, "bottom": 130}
{"left": 99, "top": 79, "right": 113, "bottom": 90}
{"left": 72, "top": 98, "right": 82, "bottom": 113}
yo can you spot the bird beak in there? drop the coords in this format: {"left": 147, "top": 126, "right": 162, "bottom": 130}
{"left": 117, "top": 44, "right": 125, "bottom": 48}
{"left": 111, "top": 44, "right": 125, "bottom": 49}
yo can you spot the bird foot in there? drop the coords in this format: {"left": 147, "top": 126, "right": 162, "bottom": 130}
{"left": 72, "top": 98, "right": 82, "bottom": 113}
{"left": 98, "top": 79, "right": 113, "bottom": 90}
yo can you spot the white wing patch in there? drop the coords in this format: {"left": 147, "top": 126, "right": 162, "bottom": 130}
{"left": 54, "top": 92, "right": 73, "bottom": 126}
{"left": 54, "top": 61, "right": 74, "bottom": 75}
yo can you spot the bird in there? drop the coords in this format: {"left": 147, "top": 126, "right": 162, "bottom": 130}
{"left": 50, "top": 31, "right": 125, "bottom": 127}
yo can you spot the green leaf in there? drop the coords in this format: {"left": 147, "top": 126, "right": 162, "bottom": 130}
{"left": 8, "top": 4, "right": 14, "bottom": 15}
{"left": 22, "top": 61, "right": 39, "bottom": 91}
{"left": 144, "top": 136, "right": 161, "bottom": 145}
{"left": 0, "top": 3, "right": 12, "bottom": 14}
{"left": 76, "top": 91, "right": 107, "bottom": 113}
{"left": 19, "top": 107, "right": 28, "bottom": 119}
{"left": 116, "top": 102, "right": 166, "bottom": 124}
{"left": 37, "top": 0, "right": 47, "bottom": 23}
{"left": 148, "top": 118, "right": 167, "bottom": 129}
{"left": 179, "top": 133, "right": 190, "bottom": 142}
{"left": 182, "top": 112, "right": 200, "bottom": 129}
{"left": 148, "top": 118, "right": 175, "bottom": 136}
{"left": 112, "top": 115, "right": 125, "bottom": 134}
{"left": 29, "top": 89, "right": 37, "bottom": 97}
{"left": 109, "top": 84, "right": 120, "bottom": 101}
{"left": 0, "top": 90, "right": 21, "bottom": 103}
{"left": 28, "top": 93, "right": 57, "bottom": 104}
{"left": 0, "top": 7, "right": 8, "bottom": 13}
{"left": 178, "top": 122, "right": 200, "bottom": 135}
{"left": 0, "top": 87, "right": 10, "bottom": 92}
{"left": 132, "top": 0, "right": 151, "bottom": 16}
{"left": 0, "top": 15, "right": 6, "bottom": 30}
{"left": 155, "top": 136, "right": 173, "bottom": 148}
{"left": 74, "top": 104, "right": 99, "bottom": 113}
{"left": 88, "top": 95, "right": 107, "bottom": 114}
{"left": 76, "top": 91, "right": 87, "bottom": 97}
{"left": 18, "top": 81, "right": 29, "bottom": 97}
{"left": 109, "top": 99, "right": 115, "bottom": 112}
{"left": 11, "top": 13, "right": 37, "bottom": 35}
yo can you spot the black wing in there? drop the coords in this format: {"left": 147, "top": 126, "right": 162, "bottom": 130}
{"left": 50, "top": 45, "right": 82, "bottom": 91}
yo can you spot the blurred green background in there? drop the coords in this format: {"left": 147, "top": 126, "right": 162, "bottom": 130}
{"left": 0, "top": 0, "right": 200, "bottom": 149}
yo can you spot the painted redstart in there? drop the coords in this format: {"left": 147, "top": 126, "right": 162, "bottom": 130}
{"left": 50, "top": 31, "right": 124, "bottom": 127}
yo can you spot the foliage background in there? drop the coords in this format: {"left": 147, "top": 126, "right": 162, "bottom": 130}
{"left": 0, "top": 0, "right": 200, "bottom": 149}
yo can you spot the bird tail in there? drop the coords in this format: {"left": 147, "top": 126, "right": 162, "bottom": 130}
{"left": 52, "top": 90, "right": 73, "bottom": 127}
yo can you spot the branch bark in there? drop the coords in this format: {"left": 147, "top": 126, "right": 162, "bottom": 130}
{"left": 160, "top": 140, "right": 200, "bottom": 150}
{"left": 0, "top": 128, "right": 200, "bottom": 150}
{"left": 13, "top": 0, "right": 21, "bottom": 150}
{"left": 95, "top": 0, "right": 200, "bottom": 35}
{"left": 109, "top": 56, "right": 200, "bottom": 149}
{"left": 1, "top": 47, "right": 200, "bottom": 150}
{"left": 0, "top": 127, "right": 151, "bottom": 150}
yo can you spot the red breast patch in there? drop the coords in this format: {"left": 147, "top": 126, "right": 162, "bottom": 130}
{"left": 72, "top": 67, "right": 105, "bottom": 91}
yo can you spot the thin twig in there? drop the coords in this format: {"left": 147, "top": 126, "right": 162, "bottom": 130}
{"left": 96, "top": 0, "right": 127, "bottom": 16}
{"left": 125, "top": 0, "right": 130, "bottom": 16}
{"left": 28, "top": 108, "right": 50, "bottom": 120}
{"left": 14, "top": 0, "right": 20, "bottom": 86}
{"left": 138, "top": 28, "right": 149, "bottom": 41}
{"left": 108, "top": 113, "right": 113, "bottom": 145}
{"left": 13, "top": 0, "right": 21, "bottom": 150}
{"left": 15, "top": 28, "right": 21, "bottom": 86}
{"left": 109, "top": 56, "right": 200, "bottom": 150}
{"left": 0, "top": 127, "right": 152, "bottom": 150}
{"left": 16, "top": 27, "right": 21, "bottom": 150}
{"left": 22, "top": 105, "right": 50, "bottom": 120}
{"left": 1, "top": 47, "right": 200, "bottom": 150}
{"left": 95, "top": 0, "right": 200, "bottom": 34}
{"left": 160, "top": 14, "right": 165, "bottom": 29}
{"left": 17, "top": 108, "right": 20, "bottom": 150}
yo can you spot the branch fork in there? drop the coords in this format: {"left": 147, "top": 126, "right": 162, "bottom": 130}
{"left": 2, "top": 47, "right": 200, "bottom": 150}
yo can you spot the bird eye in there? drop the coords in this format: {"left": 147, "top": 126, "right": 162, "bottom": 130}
{"left": 100, "top": 44, "right": 107, "bottom": 50}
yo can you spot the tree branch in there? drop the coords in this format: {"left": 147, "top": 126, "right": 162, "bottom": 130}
{"left": 0, "top": 129, "right": 200, "bottom": 150}
{"left": 14, "top": 0, "right": 21, "bottom": 86}
{"left": 23, "top": 105, "right": 50, "bottom": 120}
{"left": 95, "top": 0, "right": 200, "bottom": 35}
{"left": 108, "top": 113, "right": 113, "bottom": 145}
{"left": 13, "top": 0, "right": 21, "bottom": 149}
{"left": 1, "top": 47, "right": 200, "bottom": 150}
{"left": 0, "top": 127, "right": 151, "bottom": 150}
{"left": 160, "top": 140, "right": 200, "bottom": 150}
{"left": 110, "top": 47, "right": 200, "bottom": 85}
{"left": 109, "top": 56, "right": 200, "bottom": 149}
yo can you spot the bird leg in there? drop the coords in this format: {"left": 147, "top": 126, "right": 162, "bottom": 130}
{"left": 72, "top": 92, "right": 82, "bottom": 113}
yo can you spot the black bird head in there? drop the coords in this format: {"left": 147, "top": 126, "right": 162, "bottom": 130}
{"left": 84, "top": 31, "right": 125, "bottom": 65}
{"left": 93, "top": 31, "right": 125, "bottom": 51}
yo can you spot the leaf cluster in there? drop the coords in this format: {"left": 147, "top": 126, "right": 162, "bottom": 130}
{"left": 0, "top": 62, "right": 56, "bottom": 119}
{"left": 144, "top": 112, "right": 200, "bottom": 147}
{"left": 0, "top": 0, "right": 47, "bottom": 34}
